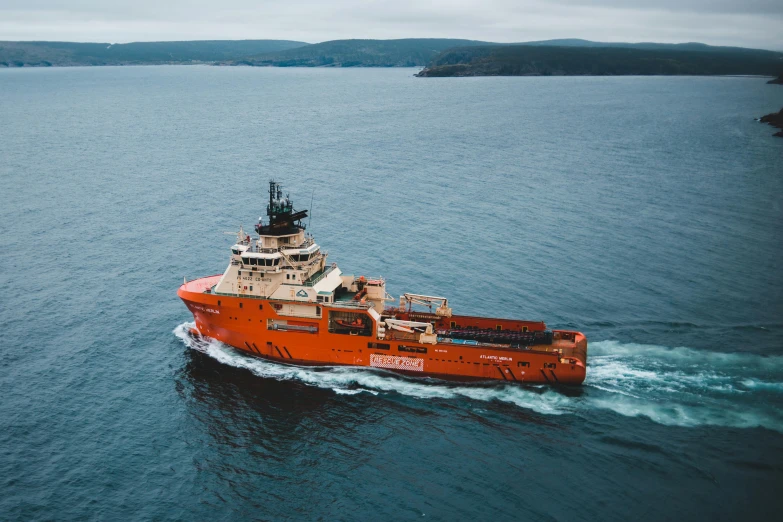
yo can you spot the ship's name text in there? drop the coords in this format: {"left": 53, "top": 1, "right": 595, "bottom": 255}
{"left": 480, "top": 355, "right": 512, "bottom": 361}
{"left": 191, "top": 305, "right": 220, "bottom": 315}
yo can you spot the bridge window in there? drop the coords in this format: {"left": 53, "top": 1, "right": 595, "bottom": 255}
{"left": 242, "top": 257, "right": 249, "bottom": 265}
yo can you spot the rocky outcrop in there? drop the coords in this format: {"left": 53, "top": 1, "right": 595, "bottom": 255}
{"left": 761, "top": 75, "right": 783, "bottom": 137}
{"left": 760, "top": 109, "right": 783, "bottom": 137}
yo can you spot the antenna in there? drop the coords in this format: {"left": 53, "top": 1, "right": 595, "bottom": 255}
{"left": 224, "top": 225, "right": 246, "bottom": 244}
{"left": 308, "top": 189, "right": 314, "bottom": 230}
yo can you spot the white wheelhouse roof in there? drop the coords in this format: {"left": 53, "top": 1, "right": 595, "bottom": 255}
{"left": 242, "top": 252, "right": 283, "bottom": 259}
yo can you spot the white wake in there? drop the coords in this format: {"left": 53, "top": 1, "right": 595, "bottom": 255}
{"left": 174, "top": 323, "right": 783, "bottom": 432}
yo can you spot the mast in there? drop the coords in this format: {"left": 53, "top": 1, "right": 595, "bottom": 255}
{"left": 256, "top": 180, "right": 308, "bottom": 235}
{"left": 268, "top": 180, "right": 276, "bottom": 223}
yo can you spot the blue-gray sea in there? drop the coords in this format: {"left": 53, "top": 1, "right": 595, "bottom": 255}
{"left": 1, "top": 66, "right": 783, "bottom": 521}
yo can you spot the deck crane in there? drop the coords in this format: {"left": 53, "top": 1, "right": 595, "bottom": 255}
{"left": 383, "top": 319, "right": 438, "bottom": 344}
{"left": 399, "top": 293, "right": 452, "bottom": 317}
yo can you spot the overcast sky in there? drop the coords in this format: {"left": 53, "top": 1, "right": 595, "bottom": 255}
{"left": 1, "top": 0, "right": 781, "bottom": 50}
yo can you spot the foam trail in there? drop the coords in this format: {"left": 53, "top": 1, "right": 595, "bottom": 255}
{"left": 740, "top": 379, "right": 783, "bottom": 392}
{"left": 174, "top": 323, "right": 783, "bottom": 432}
{"left": 589, "top": 340, "right": 783, "bottom": 370}
{"left": 585, "top": 340, "right": 783, "bottom": 431}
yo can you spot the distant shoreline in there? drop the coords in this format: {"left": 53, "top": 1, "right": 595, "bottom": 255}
{"left": 4, "top": 39, "right": 783, "bottom": 77}
{"left": 0, "top": 63, "right": 778, "bottom": 81}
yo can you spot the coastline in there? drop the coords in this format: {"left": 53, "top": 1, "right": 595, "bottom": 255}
{"left": 760, "top": 76, "right": 783, "bottom": 137}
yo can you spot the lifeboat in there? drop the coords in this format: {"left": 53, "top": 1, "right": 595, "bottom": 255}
{"left": 335, "top": 319, "right": 366, "bottom": 330}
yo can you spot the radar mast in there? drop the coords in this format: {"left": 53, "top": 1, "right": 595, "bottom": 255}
{"left": 256, "top": 180, "right": 308, "bottom": 236}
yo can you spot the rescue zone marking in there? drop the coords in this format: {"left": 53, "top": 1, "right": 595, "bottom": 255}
{"left": 370, "top": 354, "right": 424, "bottom": 372}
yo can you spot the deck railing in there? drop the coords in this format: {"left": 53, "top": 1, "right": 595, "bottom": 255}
{"left": 302, "top": 265, "right": 336, "bottom": 287}
{"left": 327, "top": 300, "right": 372, "bottom": 310}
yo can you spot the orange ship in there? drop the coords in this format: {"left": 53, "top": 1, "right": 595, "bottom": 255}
{"left": 178, "top": 181, "right": 587, "bottom": 384}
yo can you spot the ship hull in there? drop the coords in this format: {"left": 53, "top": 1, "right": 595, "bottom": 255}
{"left": 178, "top": 276, "right": 587, "bottom": 385}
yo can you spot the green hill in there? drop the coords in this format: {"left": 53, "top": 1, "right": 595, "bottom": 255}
{"left": 416, "top": 44, "right": 783, "bottom": 77}
{"left": 519, "top": 39, "right": 772, "bottom": 53}
{"left": 3, "top": 38, "right": 783, "bottom": 75}
{"left": 228, "top": 38, "right": 492, "bottom": 67}
{"left": 0, "top": 40, "right": 309, "bottom": 67}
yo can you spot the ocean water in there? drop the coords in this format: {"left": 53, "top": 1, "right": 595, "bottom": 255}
{"left": 1, "top": 66, "right": 782, "bottom": 521}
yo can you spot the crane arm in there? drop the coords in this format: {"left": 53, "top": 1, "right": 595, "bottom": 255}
{"left": 399, "top": 293, "right": 452, "bottom": 317}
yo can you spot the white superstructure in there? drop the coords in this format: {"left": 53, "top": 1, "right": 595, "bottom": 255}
{"left": 212, "top": 181, "right": 390, "bottom": 312}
